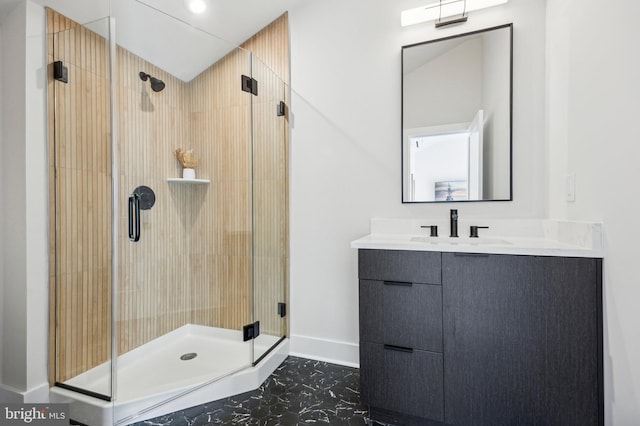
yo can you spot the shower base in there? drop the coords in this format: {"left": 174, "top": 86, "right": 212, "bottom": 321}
{"left": 49, "top": 324, "right": 287, "bottom": 426}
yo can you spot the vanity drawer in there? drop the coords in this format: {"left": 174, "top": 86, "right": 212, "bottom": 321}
{"left": 358, "top": 249, "right": 441, "bottom": 284}
{"left": 360, "top": 341, "right": 444, "bottom": 422}
{"left": 360, "top": 279, "right": 442, "bottom": 352}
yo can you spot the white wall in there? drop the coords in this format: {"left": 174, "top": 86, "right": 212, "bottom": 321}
{"left": 24, "top": 0, "right": 48, "bottom": 399}
{"left": 404, "top": 38, "right": 482, "bottom": 129}
{"left": 481, "top": 27, "right": 510, "bottom": 199}
{"left": 1, "top": 0, "right": 28, "bottom": 395}
{"left": 546, "top": 0, "right": 640, "bottom": 423}
{"left": 0, "top": 0, "right": 49, "bottom": 402}
{"left": 288, "top": 0, "right": 547, "bottom": 364}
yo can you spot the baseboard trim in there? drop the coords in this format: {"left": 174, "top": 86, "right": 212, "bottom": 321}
{"left": 289, "top": 334, "right": 359, "bottom": 368}
{"left": 0, "top": 384, "right": 24, "bottom": 403}
{"left": 0, "top": 381, "right": 49, "bottom": 403}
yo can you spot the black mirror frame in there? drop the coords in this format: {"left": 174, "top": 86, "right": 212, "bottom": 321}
{"left": 401, "top": 23, "right": 513, "bottom": 204}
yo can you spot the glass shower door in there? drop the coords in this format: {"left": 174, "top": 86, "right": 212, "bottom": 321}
{"left": 112, "top": 6, "right": 256, "bottom": 421}
{"left": 50, "top": 14, "right": 114, "bottom": 400}
{"left": 250, "top": 55, "right": 289, "bottom": 363}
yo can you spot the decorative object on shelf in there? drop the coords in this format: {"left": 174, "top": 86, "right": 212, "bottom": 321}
{"left": 183, "top": 168, "right": 196, "bottom": 180}
{"left": 175, "top": 148, "right": 198, "bottom": 179}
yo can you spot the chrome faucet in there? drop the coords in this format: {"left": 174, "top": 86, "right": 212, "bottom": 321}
{"left": 450, "top": 209, "right": 458, "bottom": 237}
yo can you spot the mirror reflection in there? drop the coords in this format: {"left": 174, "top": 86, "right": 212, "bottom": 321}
{"left": 402, "top": 24, "right": 512, "bottom": 203}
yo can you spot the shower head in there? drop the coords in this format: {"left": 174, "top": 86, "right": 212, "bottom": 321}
{"left": 139, "top": 72, "right": 165, "bottom": 92}
{"left": 149, "top": 77, "right": 165, "bottom": 92}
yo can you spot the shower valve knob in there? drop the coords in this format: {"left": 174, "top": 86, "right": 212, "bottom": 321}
{"left": 133, "top": 185, "right": 156, "bottom": 210}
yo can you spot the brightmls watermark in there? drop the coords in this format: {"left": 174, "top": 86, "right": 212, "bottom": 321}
{"left": 1, "top": 404, "right": 69, "bottom": 425}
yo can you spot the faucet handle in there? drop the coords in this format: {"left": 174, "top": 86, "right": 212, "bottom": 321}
{"left": 420, "top": 225, "right": 438, "bottom": 237}
{"left": 469, "top": 226, "right": 489, "bottom": 238}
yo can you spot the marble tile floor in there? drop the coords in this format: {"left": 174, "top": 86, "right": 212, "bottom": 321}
{"left": 131, "top": 356, "right": 392, "bottom": 426}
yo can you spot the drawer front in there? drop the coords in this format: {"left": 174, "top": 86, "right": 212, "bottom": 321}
{"left": 360, "top": 342, "right": 444, "bottom": 422}
{"left": 358, "top": 249, "right": 441, "bottom": 284}
{"left": 360, "top": 279, "right": 442, "bottom": 352}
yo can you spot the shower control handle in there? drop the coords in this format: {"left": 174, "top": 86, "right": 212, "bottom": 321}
{"left": 128, "top": 193, "right": 140, "bottom": 242}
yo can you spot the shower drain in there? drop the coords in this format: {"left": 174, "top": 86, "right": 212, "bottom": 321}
{"left": 180, "top": 352, "right": 198, "bottom": 361}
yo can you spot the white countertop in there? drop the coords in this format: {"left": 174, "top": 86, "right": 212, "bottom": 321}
{"left": 350, "top": 218, "right": 604, "bottom": 258}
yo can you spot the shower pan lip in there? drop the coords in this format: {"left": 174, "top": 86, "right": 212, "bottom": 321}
{"left": 49, "top": 325, "right": 288, "bottom": 426}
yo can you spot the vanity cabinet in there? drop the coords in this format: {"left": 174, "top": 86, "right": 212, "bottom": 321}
{"left": 358, "top": 250, "right": 444, "bottom": 422}
{"left": 358, "top": 249, "right": 603, "bottom": 426}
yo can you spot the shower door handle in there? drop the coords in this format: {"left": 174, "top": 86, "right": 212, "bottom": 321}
{"left": 128, "top": 193, "right": 140, "bottom": 242}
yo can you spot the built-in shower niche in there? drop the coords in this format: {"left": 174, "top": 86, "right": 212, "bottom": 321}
{"left": 47, "top": 6, "right": 289, "bottom": 425}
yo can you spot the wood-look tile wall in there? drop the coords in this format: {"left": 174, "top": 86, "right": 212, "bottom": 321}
{"left": 186, "top": 49, "right": 253, "bottom": 335}
{"left": 48, "top": 10, "right": 289, "bottom": 383}
{"left": 116, "top": 46, "right": 193, "bottom": 354}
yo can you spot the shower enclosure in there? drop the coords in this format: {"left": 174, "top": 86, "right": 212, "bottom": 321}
{"left": 47, "top": 5, "right": 289, "bottom": 425}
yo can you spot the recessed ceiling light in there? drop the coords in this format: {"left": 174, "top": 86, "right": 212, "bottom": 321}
{"left": 185, "top": 0, "right": 207, "bottom": 14}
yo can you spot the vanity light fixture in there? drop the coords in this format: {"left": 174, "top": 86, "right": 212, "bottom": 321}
{"left": 185, "top": 0, "right": 207, "bottom": 14}
{"left": 401, "top": 0, "right": 509, "bottom": 28}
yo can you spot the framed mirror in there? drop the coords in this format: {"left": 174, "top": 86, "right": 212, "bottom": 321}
{"left": 402, "top": 24, "right": 512, "bottom": 203}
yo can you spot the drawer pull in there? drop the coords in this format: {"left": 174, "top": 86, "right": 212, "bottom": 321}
{"left": 384, "top": 344, "right": 413, "bottom": 353}
{"left": 383, "top": 280, "right": 413, "bottom": 287}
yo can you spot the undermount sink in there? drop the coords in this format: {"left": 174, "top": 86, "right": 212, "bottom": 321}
{"left": 409, "top": 236, "right": 513, "bottom": 246}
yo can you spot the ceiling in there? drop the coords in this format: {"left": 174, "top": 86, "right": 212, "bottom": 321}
{"left": 27, "top": 0, "right": 299, "bottom": 81}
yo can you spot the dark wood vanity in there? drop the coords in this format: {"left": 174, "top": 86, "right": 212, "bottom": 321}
{"left": 358, "top": 249, "right": 603, "bottom": 426}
